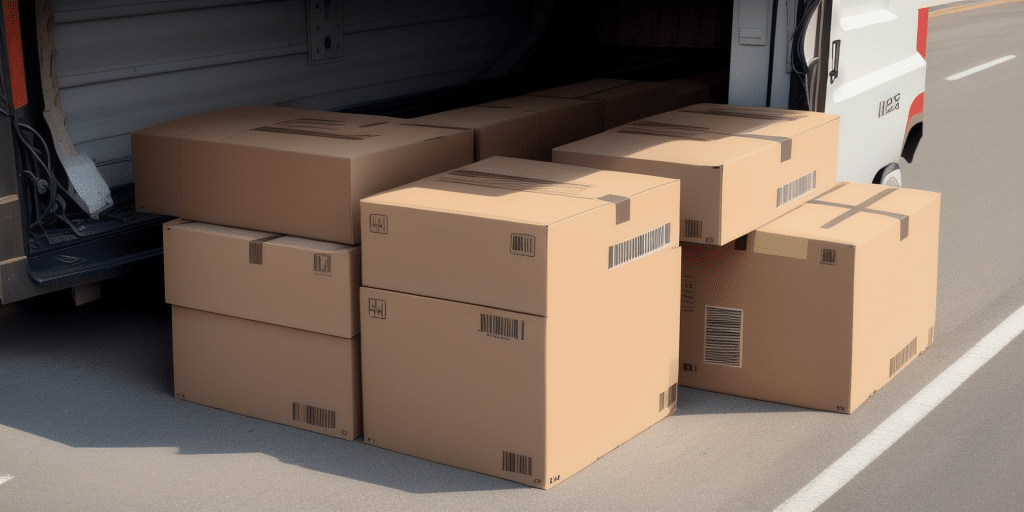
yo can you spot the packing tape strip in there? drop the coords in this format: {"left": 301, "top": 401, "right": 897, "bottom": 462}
{"left": 809, "top": 187, "right": 910, "bottom": 240}
{"left": 622, "top": 120, "right": 792, "bottom": 162}
{"left": 249, "top": 235, "right": 285, "bottom": 265}
{"left": 597, "top": 194, "right": 630, "bottom": 224}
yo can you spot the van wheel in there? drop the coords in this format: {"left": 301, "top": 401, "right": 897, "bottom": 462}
{"left": 873, "top": 162, "right": 902, "bottom": 188}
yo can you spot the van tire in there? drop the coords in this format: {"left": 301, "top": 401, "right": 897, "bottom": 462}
{"left": 873, "top": 162, "right": 902, "bottom": 188}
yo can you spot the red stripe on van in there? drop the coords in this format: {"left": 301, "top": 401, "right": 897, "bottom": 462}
{"left": 917, "top": 8, "right": 929, "bottom": 60}
{"left": 907, "top": 93, "right": 924, "bottom": 128}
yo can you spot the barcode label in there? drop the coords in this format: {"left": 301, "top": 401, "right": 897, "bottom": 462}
{"left": 292, "top": 402, "right": 336, "bottom": 429}
{"left": 682, "top": 277, "right": 695, "bottom": 312}
{"left": 502, "top": 451, "right": 533, "bottom": 475}
{"left": 659, "top": 384, "right": 678, "bottom": 412}
{"left": 889, "top": 337, "right": 918, "bottom": 378}
{"left": 777, "top": 171, "right": 817, "bottom": 208}
{"left": 821, "top": 248, "right": 837, "bottom": 265}
{"left": 608, "top": 223, "right": 671, "bottom": 269}
{"left": 704, "top": 306, "right": 742, "bottom": 367}
{"left": 480, "top": 314, "right": 525, "bottom": 340}
{"left": 511, "top": 234, "right": 536, "bottom": 257}
{"left": 684, "top": 220, "right": 702, "bottom": 238}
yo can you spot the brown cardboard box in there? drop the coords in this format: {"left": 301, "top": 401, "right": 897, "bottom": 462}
{"left": 527, "top": 79, "right": 676, "bottom": 130}
{"left": 475, "top": 96, "right": 601, "bottom": 161}
{"left": 553, "top": 104, "right": 840, "bottom": 246}
{"left": 678, "top": 182, "right": 941, "bottom": 414}
{"left": 172, "top": 306, "right": 361, "bottom": 440}
{"left": 360, "top": 156, "right": 681, "bottom": 316}
{"left": 132, "top": 105, "right": 472, "bottom": 244}
{"left": 360, "top": 267, "right": 681, "bottom": 488}
{"left": 664, "top": 78, "right": 713, "bottom": 108}
{"left": 404, "top": 106, "right": 543, "bottom": 162}
{"left": 163, "top": 219, "right": 360, "bottom": 338}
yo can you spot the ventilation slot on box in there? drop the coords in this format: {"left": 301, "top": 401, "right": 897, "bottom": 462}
{"left": 704, "top": 306, "right": 742, "bottom": 367}
{"left": 659, "top": 384, "right": 679, "bottom": 412}
{"left": 889, "top": 337, "right": 919, "bottom": 378}
{"left": 684, "top": 220, "right": 702, "bottom": 238}
{"left": 293, "top": 403, "right": 336, "bottom": 429}
{"left": 480, "top": 314, "right": 525, "bottom": 340}
{"left": 502, "top": 451, "right": 533, "bottom": 476}
{"left": 777, "top": 171, "right": 817, "bottom": 208}
{"left": 608, "top": 223, "right": 671, "bottom": 269}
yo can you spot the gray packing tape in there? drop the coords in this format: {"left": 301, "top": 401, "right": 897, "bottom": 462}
{"left": 809, "top": 188, "right": 910, "bottom": 240}
{"left": 598, "top": 194, "right": 630, "bottom": 224}
{"left": 249, "top": 235, "right": 284, "bottom": 264}
{"left": 622, "top": 121, "right": 792, "bottom": 162}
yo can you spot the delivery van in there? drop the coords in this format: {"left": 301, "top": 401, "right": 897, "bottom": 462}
{"left": 0, "top": 0, "right": 941, "bottom": 305}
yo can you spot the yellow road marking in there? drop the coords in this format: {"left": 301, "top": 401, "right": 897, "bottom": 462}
{"left": 930, "top": 0, "right": 1022, "bottom": 17}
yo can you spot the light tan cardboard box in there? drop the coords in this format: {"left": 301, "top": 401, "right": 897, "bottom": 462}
{"left": 163, "top": 219, "right": 360, "bottom": 338}
{"left": 172, "top": 306, "right": 362, "bottom": 440}
{"left": 475, "top": 95, "right": 600, "bottom": 161}
{"left": 404, "top": 106, "right": 542, "bottom": 162}
{"left": 553, "top": 104, "right": 840, "bottom": 246}
{"left": 527, "top": 78, "right": 676, "bottom": 130}
{"left": 132, "top": 105, "right": 472, "bottom": 244}
{"left": 360, "top": 156, "right": 681, "bottom": 316}
{"left": 678, "top": 182, "right": 941, "bottom": 414}
{"left": 359, "top": 271, "right": 681, "bottom": 489}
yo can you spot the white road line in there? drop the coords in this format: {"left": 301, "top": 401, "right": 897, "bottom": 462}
{"left": 0, "top": 474, "right": 12, "bottom": 485}
{"left": 774, "top": 303, "right": 1024, "bottom": 512}
{"left": 946, "top": 55, "right": 1016, "bottom": 81}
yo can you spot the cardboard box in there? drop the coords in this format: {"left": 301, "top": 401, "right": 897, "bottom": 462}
{"left": 552, "top": 104, "right": 840, "bottom": 246}
{"left": 678, "top": 182, "right": 941, "bottom": 414}
{"left": 527, "top": 79, "right": 676, "bottom": 130}
{"left": 360, "top": 156, "right": 681, "bottom": 316}
{"left": 132, "top": 105, "right": 472, "bottom": 244}
{"left": 475, "top": 96, "right": 601, "bottom": 161}
{"left": 664, "top": 78, "right": 713, "bottom": 108}
{"left": 163, "top": 219, "right": 360, "bottom": 338}
{"left": 360, "top": 279, "right": 680, "bottom": 489}
{"left": 172, "top": 306, "right": 361, "bottom": 440}
{"left": 404, "top": 106, "right": 543, "bottom": 162}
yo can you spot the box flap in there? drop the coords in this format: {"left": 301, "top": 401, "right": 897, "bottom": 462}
{"left": 406, "top": 106, "right": 537, "bottom": 129}
{"left": 675, "top": 104, "right": 839, "bottom": 138}
{"left": 361, "top": 156, "right": 678, "bottom": 226}
{"left": 758, "top": 182, "right": 941, "bottom": 245}
{"left": 528, "top": 78, "right": 634, "bottom": 99}
{"left": 555, "top": 125, "right": 776, "bottom": 167}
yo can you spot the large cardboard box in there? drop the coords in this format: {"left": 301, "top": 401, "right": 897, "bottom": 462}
{"left": 404, "top": 106, "right": 543, "bottom": 162}
{"left": 132, "top": 105, "right": 472, "bottom": 244}
{"left": 163, "top": 219, "right": 360, "bottom": 338}
{"left": 678, "top": 182, "right": 941, "bottom": 414}
{"left": 360, "top": 274, "right": 681, "bottom": 489}
{"left": 553, "top": 104, "right": 840, "bottom": 246}
{"left": 172, "top": 306, "right": 362, "bottom": 440}
{"left": 475, "top": 96, "right": 601, "bottom": 161}
{"left": 527, "top": 79, "right": 676, "bottom": 130}
{"left": 360, "top": 156, "right": 681, "bottom": 316}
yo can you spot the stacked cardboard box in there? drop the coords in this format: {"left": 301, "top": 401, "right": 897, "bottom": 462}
{"left": 550, "top": 103, "right": 941, "bottom": 414}
{"left": 474, "top": 96, "right": 601, "bottom": 160}
{"left": 403, "top": 106, "right": 543, "bottom": 162}
{"left": 133, "top": 105, "right": 476, "bottom": 439}
{"left": 527, "top": 78, "right": 676, "bottom": 131}
{"left": 358, "top": 156, "right": 682, "bottom": 489}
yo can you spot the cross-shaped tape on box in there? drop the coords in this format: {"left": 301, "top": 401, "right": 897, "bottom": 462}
{"left": 807, "top": 184, "right": 910, "bottom": 240}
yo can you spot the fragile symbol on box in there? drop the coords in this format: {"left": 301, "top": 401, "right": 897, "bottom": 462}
{"left": 368, "top": 298, "right": 386, "bottom": 319}
{"left": 313, "top": 253, "right": 332, "bottom": 275}
{"left": 369, "top": 214, "right": 388, "bottom": 234}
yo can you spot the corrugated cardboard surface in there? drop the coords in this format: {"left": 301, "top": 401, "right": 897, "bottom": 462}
{"left": 552, "top": 106, "right": 839, "bottom": 246}
{"left": 359, "top": 156, "right": 680, "bottom": 316}
{"left": 132, "top": 106, "right": 472, "bottom": 244}
{"left": 527, "top": 79, "right": 676, "bottom": 130}
{"left": 405, "top": 106, "right": 542, "bottom": 162}
{"left": 678, "top": 182, "right": 941, "bottom": 414}
{"left": 163, "top": 219, "right": 360, "bottom": 338}
{"left": 360, "top": 243, "right": 680, "bottom": 489}
{"left": 475, "top": 96, "right": 600, "bottom": 161}
{"left": 664, "top": 78, "right": 713, "bottom": 109}
{"left": 172, "top": 306, "right": 361, "bottom": 440}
